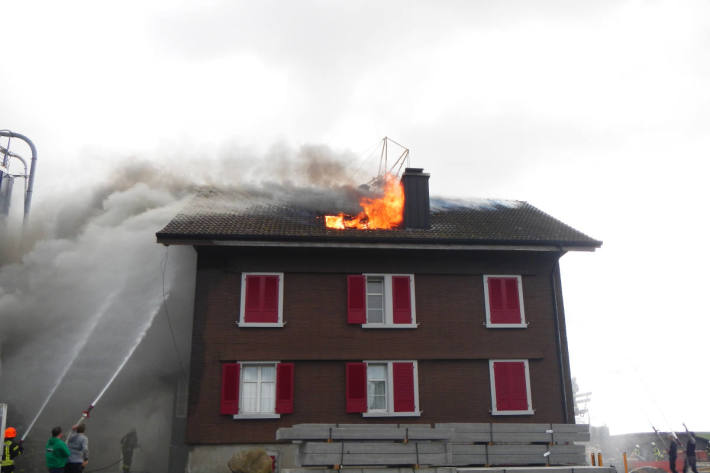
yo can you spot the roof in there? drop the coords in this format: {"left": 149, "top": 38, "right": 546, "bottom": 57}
{"left": 155, "top": 188, "right": 602, "bottom": 250}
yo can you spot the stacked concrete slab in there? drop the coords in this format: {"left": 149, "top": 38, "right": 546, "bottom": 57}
{"left": 276, "top": 423, "right": 596, "bottom": 471}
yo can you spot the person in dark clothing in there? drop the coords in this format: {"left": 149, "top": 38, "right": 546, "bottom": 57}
{"left": 120, "top": 429, "right": 138, "bottom": 473}
{"left": 2, "top": 427, "right": 24, "bottom": 473}
{"left": 683, "top": 433, "right": 699, "bottom": 473}
{"left": 669, "top": 435, "right": 680, "bottom": 473}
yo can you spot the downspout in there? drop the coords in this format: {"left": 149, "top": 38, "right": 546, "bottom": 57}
{"left": 550, "top": 251, "right": 571, "bottom": 423}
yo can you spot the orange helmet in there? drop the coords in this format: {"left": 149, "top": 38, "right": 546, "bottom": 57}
{"left": 5, "top": 427, "right": 17, "bottom": 439}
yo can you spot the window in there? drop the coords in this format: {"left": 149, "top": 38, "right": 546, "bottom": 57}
{"left": 347, "top": 274, "right": 417, "bottom": 328}
{"left": 220, "top": 362, "right": 294, "bottom": 418}
{"left": 489, "top": 359, "right": 533, "bottom": 415}
{"left": 483, "top": 275, "right": 527, "bottom": 328}
{"left": 345, "top": 361, "right": 420, "bottom": 416}
{"left": 239, "top": 273, "right": 284, "bottom": 327}
{"left": 241, "top": 364, "right": 275, "bottom": 414}
{"left": 367, "top": 363, "right": 388, "bottom": 411}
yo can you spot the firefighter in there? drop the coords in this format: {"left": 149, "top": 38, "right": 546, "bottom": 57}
{"left": 684, "top": 433, "right": 699, "bottom": 473}
{"left": 2, "top": 427, "right": 24, "bottom": 473}
{"left": 120, "top": 429, "right": 138, "bottom": 473}
{"left": 669, "top": 435, "right": 680, "bottom": 473}
{"left": 652, "top": 442, "right": 665, "bottom": 460}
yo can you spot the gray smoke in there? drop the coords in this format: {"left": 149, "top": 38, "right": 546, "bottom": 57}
{"left": 0, "top": 143, "right": 371, "bottom": 472}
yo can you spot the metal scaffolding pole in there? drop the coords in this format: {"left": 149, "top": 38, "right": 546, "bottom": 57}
{"left": 0, "top": 130, "right": 37, "bottom": 224}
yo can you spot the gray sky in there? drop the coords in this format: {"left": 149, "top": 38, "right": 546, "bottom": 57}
{"left": 2, "top": 0, "right": 710, "bottom": 434}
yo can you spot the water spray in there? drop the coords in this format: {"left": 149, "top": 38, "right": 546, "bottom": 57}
{"left": 21, "top": 301, "right": 164, "bottom": 442}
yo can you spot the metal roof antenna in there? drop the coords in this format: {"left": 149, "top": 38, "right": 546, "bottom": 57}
{"left": 369, "top": 136, "right": 410, "bottom": 188}
{"left": 0, "top": 130, "right": 38, "bottom": 227}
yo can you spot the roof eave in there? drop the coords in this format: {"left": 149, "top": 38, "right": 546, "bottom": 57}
{"left": 155, "top": 233, "right": 602, "bottom": 252}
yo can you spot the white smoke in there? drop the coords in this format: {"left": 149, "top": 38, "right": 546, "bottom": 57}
{"left": 0, "top": 143, "right": 376, "bottom": 472}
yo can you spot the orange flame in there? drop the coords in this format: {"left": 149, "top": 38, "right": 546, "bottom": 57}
{"left": 325, "top": 175, "right": 404, "bottom": 230}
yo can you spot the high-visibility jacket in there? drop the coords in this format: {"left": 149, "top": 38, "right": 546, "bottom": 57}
{"left": 2, "top": 438, "right": 23, "bottom": 468}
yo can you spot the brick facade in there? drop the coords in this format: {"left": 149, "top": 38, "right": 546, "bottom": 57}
{"left": 185, "top": 246, "right": 574, "bottom": 444}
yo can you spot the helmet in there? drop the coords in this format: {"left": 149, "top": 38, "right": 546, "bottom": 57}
{"left": 5, "top": 427, "right": 17, "bottom": 439}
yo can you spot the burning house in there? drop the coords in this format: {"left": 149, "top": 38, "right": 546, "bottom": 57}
{"left": 156, "top": 168, "right": 601, "bottom": 472}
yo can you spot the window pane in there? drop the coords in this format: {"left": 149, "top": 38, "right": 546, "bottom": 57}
{"left": 367, "top": 295, "right": 383, "bottom": 309}
{"left": 368, "top": 380, "right": 387, "bottom": 410}
{"left": 242, "top": 382, "right": 258, "bottom": 412}
{"left": 261, "top": 365, "right": 275, "bottom": 382}
{"left": 367, "top": 308, "right": 384, "bottom": 323}
{"left": 261, "top": 381, "right": 275, "bottom": 413}
{"left": 367, "top": 364, "right": 387, "bottom": 380}
{"left": 367, "top": 278, "right": 384, "bottom": 294}
{"left": 243, "top": 366, "right": 258, "bottom": 382}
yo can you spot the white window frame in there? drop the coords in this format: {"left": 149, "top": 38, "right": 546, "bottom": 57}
{"left": 361, "top": 274, "right": 418, "bottom": 329}
{"left": 233, "top": 361, "right": 281, "bottom": 420}
{"left": 238, "top": 272, "right": 285, "bottom": 327}
{"left": 489, "top": 359, "right": 534, "bottom": 416}
{"left": 362, "top": 360, "right": 421, "bottom": 417}
{"left": 483, "top": 274, "right": 528, "bottom": 328}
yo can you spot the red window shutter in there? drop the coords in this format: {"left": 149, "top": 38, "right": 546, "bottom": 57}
{"left": 244, "top": 275, "right": 262, "bottom": 322}
{"left": 494, "top": 361, "right": 528, "bottom": 411}
{"left": 493, "top": 361, "right": 510, "bottom": 411}
{"left": 275, "top": 363, "right": 294, "bottom": 414}
{"left": 262, "top": 276, "right": 280, "bottom": 322}
{"left": 345, "top": 362, "right": 367, "bottom": 412}
{"left": 507, "top": 362, "right": 529, "bottom": 410}
{"left": 392, "top": 362, "right": 416, "bottom": 412}
{"left": 392, "top": 276, "right": 412, "bottom": 324}
{"left": 347, "top": 275, "right": 366, "bottom": 324}
{"left": 221, "top": 363, "right": 240, "bottom": 415}
{"left": 244, "top": 275, "right": 280, "bottom": 323}
{"left": 488, "top": 277, "right": 522, "bottom": 324}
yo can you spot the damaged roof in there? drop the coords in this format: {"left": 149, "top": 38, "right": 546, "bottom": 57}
{"left": 156, "top": 189, "right": 601, "bottom": 250}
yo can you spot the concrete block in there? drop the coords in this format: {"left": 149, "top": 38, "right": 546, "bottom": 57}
{"left": 407, "top": 428, "right": 453, "bottom": 440}
{"left": 488, "top": 455, "right": 546, "bottom": 466}
{"left": 488, "top": 445, "right": 547, "bottom": 455}
{"left": 491, "top": 424, "right": 551, "bottom": 433}
{"left": 550, "top": 424, "right": 590, "bottom": 443}
{"left": 449, "top": 445, "right": 487, "bottom": 455}
{"left": 490, "top": 432, "right": 552, "bottom": 444}
{"left": 548, "top": 454, "right": 585, "bottom": 465}
{"left": 277, "top": 425, "right": 333, "bottom": 440}
{"left": 435, "top": 423, "right": 491, "bottom": 443}
{"left": 449, "top": 455, "right": 487, "bottom": 466}
{"left": 332, "top": 427, "right": 406, "bottom": 440}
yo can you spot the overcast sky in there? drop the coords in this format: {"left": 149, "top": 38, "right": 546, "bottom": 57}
{"left": 2, "top": 0, "right": 709, "bottom": 435}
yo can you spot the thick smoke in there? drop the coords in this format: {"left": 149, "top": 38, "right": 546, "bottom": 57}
{"left": 0, "top": 143, "right": 372, "bottom": 472}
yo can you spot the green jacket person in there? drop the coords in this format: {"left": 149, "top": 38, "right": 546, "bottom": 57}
{"left": 46, "top": 426, "right": 71, "bottom": 473}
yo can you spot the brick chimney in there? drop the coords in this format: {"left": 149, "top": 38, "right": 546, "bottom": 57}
{"left": 401, "top": 168, "right": 430, "bottom": 229}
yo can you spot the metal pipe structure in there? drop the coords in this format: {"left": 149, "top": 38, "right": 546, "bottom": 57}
{"left": 550, "top": 255, "right": 571, "bottom": 423}
{"left": 0, "top": 130, "right": 37, "bottom": 224}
